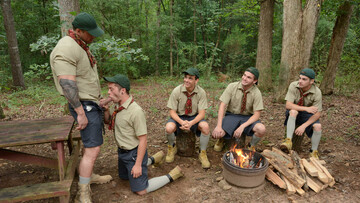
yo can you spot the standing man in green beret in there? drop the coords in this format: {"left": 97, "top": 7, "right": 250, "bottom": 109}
{"left": 212, "top": 67, "right": 266, "bottom": 151}
{"left": 102, "top": 74, "right": 183, "bottom": 195}
{"left": 165, "top": 67, "right": 211, "bottom": 169}
{"left": 50, "top": 12, "right": 112, "bottom": 203}
{"left": 280, "top": 68, "right": 322, "bottom": 159}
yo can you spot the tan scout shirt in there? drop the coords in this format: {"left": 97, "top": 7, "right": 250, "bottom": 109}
{"left": 220, "top": 82, "right": 264, "bottom": 115}
{"left": 111, "top": 96, "right": 147, "bottom": 150}
{"left": 50, "top": 36, "right": 101, "bottom": 103}
{"left": 167, "top": 84, "right": 208, "bottom": 116}
{"left": 285, "top": 81, "right": 322, "bottom": 112}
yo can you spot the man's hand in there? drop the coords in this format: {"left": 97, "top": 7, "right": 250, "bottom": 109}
{"left": 76, "top": 113, "right": 88, "bottom": 130}
{"left": 233, "top": 125, "right": 245, "bottom": 138}
{"left": 212, "top": 126, "right": 225, "bottom": 139}
{"left": 295, "top": 125, "right": 306, "bottom": 136}
{"left": 131, "top": 165, "right": 142, "bottom": 178}
{"left": 305, "top": 106, "right": 318, "bottom": 114}
{"left": 180, "top": 120, "right": 193, "bottom": 131}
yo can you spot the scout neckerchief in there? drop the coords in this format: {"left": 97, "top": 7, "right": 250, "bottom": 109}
{"left": 68, "top": 29, "right": 96, "bottom": 67}
{"left": 297, "top": 89, "right": 309, "bottom": 106}
{"left": 109, "top": 98, "right": 134, "bottom": 130}
{"left": 184, "top": 91, "right": 196, "bottom": 115}
{"left": 240, "top": 89, "right": 248, "bottom": 113}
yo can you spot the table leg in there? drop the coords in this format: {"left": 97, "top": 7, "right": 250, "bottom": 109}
{"left": 56, "top": 141, "right": 66, "bottom": 181}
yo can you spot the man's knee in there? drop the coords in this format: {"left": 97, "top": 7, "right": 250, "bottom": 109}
{"left": 83, "top": 146, "right": 101, "bottom": 159}
{"left": 254, "top": 123, "right": 266, "bottom": 137}
{"left": 198, "top": 121, "right": 210, "bottom": 135}
{"left": 289, "top": 110, "right": 299, "bottom": 117}
{"left": 313, "top": 123, "right": 321, "bottom": 131}
{"left": 165, "top": 122, "right": 176, "bottom": 134}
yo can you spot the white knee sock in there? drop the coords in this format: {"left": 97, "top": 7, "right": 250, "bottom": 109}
{"left": 311, "top": 131, "right": 322, "bottom": 151}
{"left": 199, "top": 133, "right": 210, "bottom": 151}
{"left": 286, "top": 116, "right": 296, "bottom": 139}
{"left": 147, "top": 158, "right": 152, "bottom": 166}
{"left": 79, "top": 176, "right": 90, "bottom": 184}
{"left": 167, "top": 132, "right": 175, "bottom": 146}
{"left": 146, "top": 175, "right": 170, "bottom": 193}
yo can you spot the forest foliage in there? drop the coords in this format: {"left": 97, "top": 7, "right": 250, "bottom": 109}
{"left": 0, "top": 0, "right": 359, "bottom": 94}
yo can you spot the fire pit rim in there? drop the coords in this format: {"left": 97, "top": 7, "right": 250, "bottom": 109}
{"left": 222, "top": 150, "right": 269, "bottom": 172}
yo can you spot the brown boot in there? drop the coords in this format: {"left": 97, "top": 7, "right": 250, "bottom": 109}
{"left": 75, "top": 183, "right": 92, "bottom": 203}
{"left": 151, "top": 150, "right": 165, "bottom": 166}
{"left": 165, "top": 145, "right": 177, "bottom": 163}
{"left": 199, "top": 150, "right": 210, "bottom": 169}
{"left": 90, "top": 173, "right": 113, "bottom": 184}
{"left": 168, "top": 165, "right": 184, "bottom": 182}
{"left": 280, "top": 138, "right": 292, "bottom": 153}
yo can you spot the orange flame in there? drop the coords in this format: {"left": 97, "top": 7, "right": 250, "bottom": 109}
{"left": 230, "top": 145, "right": 253, "bottom": 168}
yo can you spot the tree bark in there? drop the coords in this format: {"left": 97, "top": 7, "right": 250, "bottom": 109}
{"left": 256, "top": 0, "right": 274, "bottom": 90}
{"left": 1, "top": 0, "right": 25, "bottom": 88}
{"left": 169, "top": 0, "right": 173, "bottom": 76}
{"left": 320, "top": 1, "right": 354, "bottom": 95}
{"left": 155, "top": 0, "right": 161, "bottom": 76}
{"left": 58, "top": 0, "right": 80, "bottom": 37}
{"left": 276, "top": 0, "right": 321, "bottom": 102}
{"left": 193, "top": 0, "right": 197, "bottom": 66}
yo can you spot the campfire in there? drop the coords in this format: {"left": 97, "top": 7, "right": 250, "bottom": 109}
{"left": 222, "top": 145, "right": 269, "bottom": 188}
{"left": 227, "top": 145, "right": 263, "bottom": 169}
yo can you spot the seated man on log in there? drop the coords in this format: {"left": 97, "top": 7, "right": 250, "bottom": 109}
{"left": 165, "top": 67, "right": 211, "bottom": 169}
{"left": 102, "top": 74, "right": 184, "bottom": 195}
{"left": 212, "top": 67, "right": 266, "bottom": 152}
{"left": 280, "top": 68, "right": 322, "bottom": 159}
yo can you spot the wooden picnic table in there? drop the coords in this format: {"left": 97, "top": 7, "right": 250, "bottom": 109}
{"left": 0, "top": 116, "right": 80, "bottom": 203}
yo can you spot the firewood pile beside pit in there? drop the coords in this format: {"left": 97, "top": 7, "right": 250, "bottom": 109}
{"left": 262, "top": 147, "right": 335, "bottom": 196}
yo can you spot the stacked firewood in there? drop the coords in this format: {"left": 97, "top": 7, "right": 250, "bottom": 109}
{"left": 262, "top": 147, "right": 335, "bottom": 195}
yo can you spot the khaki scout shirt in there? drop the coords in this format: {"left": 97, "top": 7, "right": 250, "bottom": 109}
{"left": 50, "top": 36, "right": 101, "bottom": 103}
{"left": 111, "top": 96, "right": 147, "bottom": 150}
{"left": 285, "top": 81, "right": 322, "bottom": 112}
{"left": 220, "top": 82, "right": 264, "bottom": 115}
{"left": 167, "top": 84, "right": 208, "bottom": 116}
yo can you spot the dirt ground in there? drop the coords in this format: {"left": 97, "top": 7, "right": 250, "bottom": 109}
{"left": 1, "top": 80, "right": 360, "bottom": 203}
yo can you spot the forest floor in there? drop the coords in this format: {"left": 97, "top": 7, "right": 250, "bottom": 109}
{"left": 0, "top": 78, "right": 360, "bottom": 203}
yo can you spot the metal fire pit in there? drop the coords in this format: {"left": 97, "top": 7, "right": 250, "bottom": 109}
{"left": 222, "top": 149, "right": 269, "bottom": 188}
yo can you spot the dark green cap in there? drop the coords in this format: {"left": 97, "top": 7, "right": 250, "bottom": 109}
{"left": 72, "top": 12, "right": 104, "bottom": 37}
{"left": 246, "top": 67, "right": 259, "bottom": 80}
{"left": 182, "top": 67, "right": 200, "bottom": 78}
{"left": 104, "top": 74, "right": 130, "bottom": 91}
{"left": 300, "top": 68, "right": 315, "bottom": 79}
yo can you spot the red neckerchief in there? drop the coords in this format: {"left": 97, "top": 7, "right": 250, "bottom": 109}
{"left": 184, "top": 91, "right": 196, "bottom": 115}
{"left": 297, "top": 89, "right": 309, "bottom": 106}
{"left": 68, "top": 29, "right": 96, "bottom": 67}
{"left": 109, "top": 98, "right": 134, "bottom": 130}
{"left": 240, "top": 89, "right": 248, "bottom": 113}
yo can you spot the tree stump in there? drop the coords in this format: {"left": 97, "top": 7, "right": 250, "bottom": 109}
{"left": 176, "top": 129, "right": 195, "bottom": 157}
{"left": 292, "top": 127, "right": 304, "bottom": 153}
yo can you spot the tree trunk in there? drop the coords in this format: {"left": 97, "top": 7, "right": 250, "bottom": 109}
{"left": 155, "top": 0, "right": 161, "bottom": 76}
{"left": 1, "top": 0, "right": 25, "bottom": 88}
{"left": 320, "top": 1, "right": 354, "bottom": 95}
{"left": 256, "top": 0, "right": 274, "bottom": 90}
{"left": 276, "top": 0, "right": 321, "bottom": 102}
{"left": 169, "top": 0, "right": 173, "bottom": 76}
{"left": 58, "top": 0, "right": 80, "bottom": 37}
{"left": 193, "top": 0, "right": 197, "bottom": 66}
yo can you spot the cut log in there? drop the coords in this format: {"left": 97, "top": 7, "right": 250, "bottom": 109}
{"left": 301, "top": 159, "right": 318, "bottom": 177}
{"left": 309, "top": 158, "right": 330, "bottom": 184}
{"left": 281, "top": 175, "right": 296, "bottom": 195}
{"left": 310, "top": 157, "right": 335, "bottom": 187}
{"left": 262, "top": 149, "right": 294, "bottom": 168}
{"left": 306, "top": 175, "right": 321, "bottom": 193}
{"left": 272, "top": 147, "right": 292, "bottom": 162}
{"left": 319, "top": 160, "right": 326, "bottom": 165}
{"left": 267, "top": 158, "right": 305, "bottom": 188}
{"left": 295, "top": 187, "right": 305, "bottom": 196}
{"left": 265, "top": 168, "right": 287, "bottom": 189}
{"left": 290, "top": 151, "right": 308, "bottom": 191}
{"left": 176, "top": 129, "right": 195, "bottom": 157}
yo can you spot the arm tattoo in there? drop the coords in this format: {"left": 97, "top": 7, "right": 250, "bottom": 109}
{"left": 59, "top": 79, "right": 82, "bottom": 109}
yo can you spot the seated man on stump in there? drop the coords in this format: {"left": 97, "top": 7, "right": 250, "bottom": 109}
{"left": 212, "top": 67, "right": 266, "bottom": 151}
{"left": 280, "top": 68, "right": 322, "bottom": 159}
{"left": 165, "top": 67, "right": 211, "bottom": 169}
{"left": 102, "top": 74, "right": 184, "bottom": 195}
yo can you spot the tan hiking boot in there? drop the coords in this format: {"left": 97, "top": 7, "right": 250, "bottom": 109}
{"left": 90, "top": 173, "right": 113, "bottom": 184}
{"left": 151, "top": 150, "right": 165, "bottom": 166}
{"left": 168, "top": 165, "right": 184, "bottom": 182}
{"left": 75, "top": 183, "right": 92, "bottom": 203}
{"left": 199, "top": 150, "right": 210, "bottom": 169}
{"left": 165, "top": 145, "right": 177, "bottom": 163}
{"left": 214, "top": 138, "right": 224, "bottom": 152}
{"left": 280, "top": 138, "right": 292, "bottom": 153}
{"left": 248, "top": 145, "right": 256, "bottom": 152}
{"left": 310, "top": 150, "right": 319, "bottom": 159}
